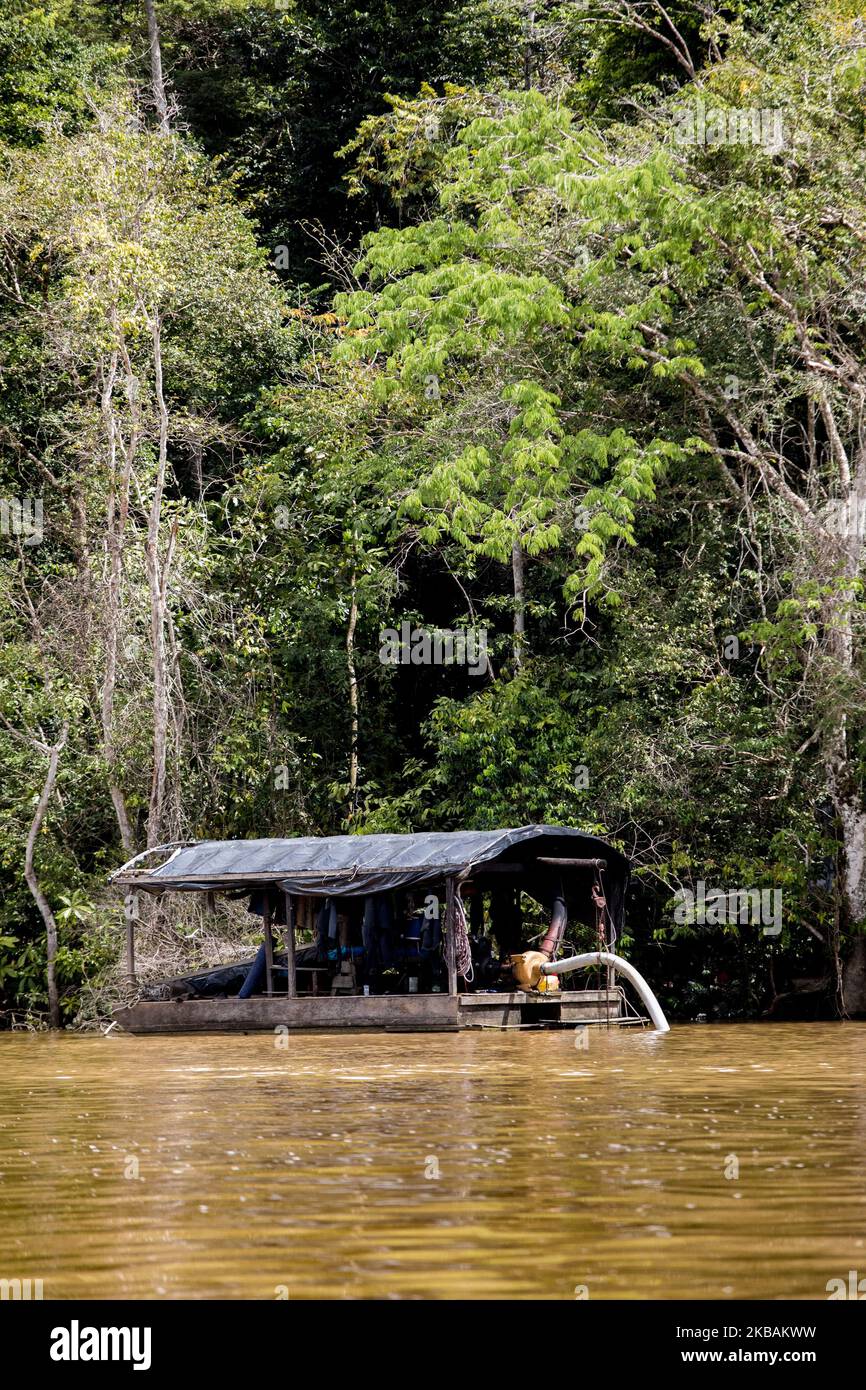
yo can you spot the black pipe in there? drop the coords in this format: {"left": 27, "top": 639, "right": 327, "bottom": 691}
{"left": 540, "top": 895, "right": 567, "bottom": 957}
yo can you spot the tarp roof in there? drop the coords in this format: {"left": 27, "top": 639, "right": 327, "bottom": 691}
{"left": 112, "top": 825, "right": 629, "bottom": 901}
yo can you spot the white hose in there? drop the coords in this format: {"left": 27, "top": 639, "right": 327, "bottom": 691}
{"left": 541, "top": 950, "right": 670, "bottom": 1033}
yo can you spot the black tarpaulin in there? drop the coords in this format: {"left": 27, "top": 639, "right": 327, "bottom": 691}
{"left": 111, "top": 826, "right": 630, "bottom": 929}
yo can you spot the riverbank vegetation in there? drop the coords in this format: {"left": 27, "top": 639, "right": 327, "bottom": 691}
{"left": 2, "top": 0, "right": 865, "bottom": 1025}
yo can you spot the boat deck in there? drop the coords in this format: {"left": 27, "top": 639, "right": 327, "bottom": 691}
{"left": 113, "top": 988, "right": 625, "bottom": 1033}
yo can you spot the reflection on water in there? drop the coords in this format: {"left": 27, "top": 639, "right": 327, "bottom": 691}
{"left": 1, "top": 1023, "right": 865, "bottom": 1299}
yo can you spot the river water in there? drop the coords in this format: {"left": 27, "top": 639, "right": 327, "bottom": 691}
{"left": 1, "top": 1023, "right": 864, "bottom": 1299}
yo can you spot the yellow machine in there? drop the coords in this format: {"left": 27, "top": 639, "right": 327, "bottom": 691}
{"left": 510, "top": 950, "right": 560, "bottom": 992}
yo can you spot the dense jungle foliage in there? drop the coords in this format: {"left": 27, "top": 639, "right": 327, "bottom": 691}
{"left": 2, "top": 0, "right": 866, "bottom": 1025}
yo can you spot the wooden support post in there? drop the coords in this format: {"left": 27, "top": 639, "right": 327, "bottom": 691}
{"left": 331, "top": 912, "right": 355, "bottom": 994}
{"left": 445, "top": 876, "right": 458, "bottom": 998}
{"left": 263, "top": 894, "right": 274, "bottom": 997}
{"left": 124, "top": 894, "right": 137, "bottom": 989}
{"left": 599, "top": 892, "right": 613, "bottom": 1022}
{"left": 284, "top": 891, "right": 297, "bottom": 999}
{"left": 606, "top": 920, "right": 614, "bottom": 1023}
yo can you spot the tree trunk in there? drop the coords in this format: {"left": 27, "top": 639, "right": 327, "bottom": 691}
{"left": 821, "top": 527, "right": 866, "bottom": 1005}
{"left": 346, "top": 565, "right": 359, "bottom": 820}
{"left": 833, "top": 782, "right": 866, "bottom": 922}
{"left": 24, "top": 724, "right": 70, "bottom": 1029}
{"left": 100, "top": 347, "right": 137, "bottom": 853}
{"left": 523, "top": 6, "right": 535, "bottom": 91}
{"left": 144, "top": 0, "right": 170, "bottom": 132}
{"left": 842, "top": 936, "right": 866, "bottom": 1016}
{"left": 512, "top": 538, "right": 526, "bottom": 669}
{"left": 145, "top": 315, "right": 174, "bottom": 848}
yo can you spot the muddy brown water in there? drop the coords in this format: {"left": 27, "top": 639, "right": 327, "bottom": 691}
{"left": 1, "top": 1023, "right": 864, "bottom": 1299}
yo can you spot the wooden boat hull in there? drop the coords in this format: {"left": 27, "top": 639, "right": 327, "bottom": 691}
{"left": 112, "top": 989, "right": 624, "bottom": 1034}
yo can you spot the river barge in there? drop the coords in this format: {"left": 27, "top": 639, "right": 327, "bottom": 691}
{"left": 110, "top": 826, "right": 669, "bottom": 1034}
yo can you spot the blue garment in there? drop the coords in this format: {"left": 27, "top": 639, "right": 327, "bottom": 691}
{"left": 238, "top": 941, "right": 268, "bottom": 999}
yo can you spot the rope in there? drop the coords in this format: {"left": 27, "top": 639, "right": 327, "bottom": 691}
{"left": 599, "top": 865, "right": 617, "bottom": 952}
{"left": 591, "top": 877, "right": 606, "bottom": 949}
{"left": 591, "top": 875, "right": 610, "bottom": 1026}
{"left": 454, "top": 892, "right": 474, "bottom": 983}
